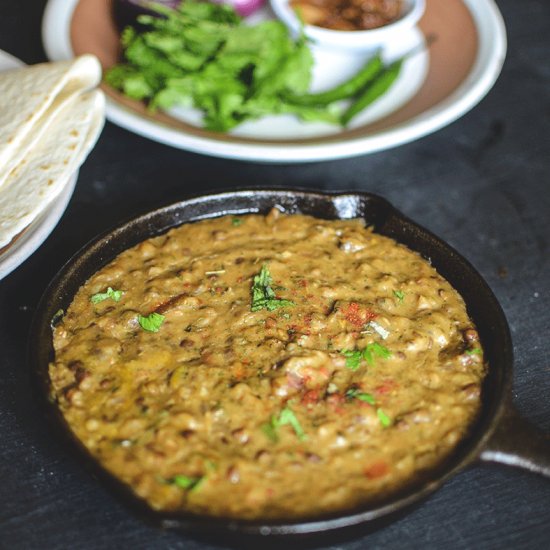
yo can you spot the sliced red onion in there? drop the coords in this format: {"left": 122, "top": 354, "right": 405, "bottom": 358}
{"left": 208, "top": 0, "right": 266, "bottom": 17}
{"left": 222, "top": 0, "right": 265, "bottom": 17}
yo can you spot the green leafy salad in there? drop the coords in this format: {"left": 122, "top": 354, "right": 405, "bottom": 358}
{"left": 106, "top": 0, "right": 404, "bottom": 132}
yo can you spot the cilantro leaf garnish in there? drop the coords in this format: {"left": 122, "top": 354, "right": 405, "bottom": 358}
{"left": 377, "top": 408, "right": 392, "bottom": 428}
{"left": 341, "top": 349, "right": 363, "bottom": 370}
{"left": 171, "top": 474, "right": 203, "bottom": 491}
{"left": 261, "top": 422, "right": 279, "bottom": 443}
{"left": 251, "top": 264, "right": 295, "bottom": 312}
{"left": 341, "top": 343, "right": 391, "bottom": 370}
{"left": 231, "top": 217, "right": 242, "bottom": 226}
{"left": 346, "top": 388, "right": 376, "bottom": 405}
{"left": 263, "top": 406, "right": 307, "bottom": 442}
{"left": 393, "top": 290, "right": 405, "bottom": 303}
{"left": 277, "top": 407, "right": 307, "bottom": 440}
{"left": 363, "top": 342, "right": 392, "bottom": 366}
{"left": 466, "top": 348, "right": 482, "bottom": 356}
{"left": 138, "top": 312, "right": 165, "bottom": 332}
{"left": 90, "top": 287, "right": 124, "bottom": 304}
{"left": 347, "top": 389, "right": 392, "bottom": 427}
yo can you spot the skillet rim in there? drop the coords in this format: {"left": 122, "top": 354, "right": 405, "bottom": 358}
{"left": 28, "top": 188, "right": 514, "bottom": 536}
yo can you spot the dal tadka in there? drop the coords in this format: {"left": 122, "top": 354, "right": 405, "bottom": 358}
{"left": 49, "top": 210, "right": 486, "bottom": 519}
{"left": 290, "top": 0, "right": 403, "bottom": 31}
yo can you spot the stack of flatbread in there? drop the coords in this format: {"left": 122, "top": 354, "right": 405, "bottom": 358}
{"left": 0, "top": 54, "right": 105, "bottom": 249}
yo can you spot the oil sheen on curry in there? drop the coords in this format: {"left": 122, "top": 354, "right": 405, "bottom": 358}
{"left": 49, "top": 210, "right": 486, "bottom": 520}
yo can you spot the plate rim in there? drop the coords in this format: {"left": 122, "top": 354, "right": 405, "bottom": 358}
{"left": 42, "top": 0, "right": 507, "bottom": 163}
{"left": 0, "top": 167, "right": 78, "bottom": 280}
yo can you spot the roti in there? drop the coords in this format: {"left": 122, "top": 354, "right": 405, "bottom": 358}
{"left": 0, "top": 55, "right": 105, "bottom": 249}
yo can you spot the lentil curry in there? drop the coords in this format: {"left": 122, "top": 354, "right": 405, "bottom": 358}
{"left": 290, "top": 0, "right": 403, "bottom": 32}
{"left": 49, "top": 210, "right": 486, "bottom": 520}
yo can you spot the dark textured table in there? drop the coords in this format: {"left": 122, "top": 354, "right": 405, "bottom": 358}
{"left": 1, "top": 1, "right": 549, "bottom": 548}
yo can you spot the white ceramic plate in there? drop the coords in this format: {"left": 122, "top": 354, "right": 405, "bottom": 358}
{"left": 42, "top": 0, "right": 506, "bottom": 163}
{"left": 0, "top": 50, "right": 78, "bottom": 281}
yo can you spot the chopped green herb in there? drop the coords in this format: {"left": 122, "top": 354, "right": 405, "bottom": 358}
{"left": 393, "top": 290, "right": 405, "bottom": 303}
{"left": 171, "top": 474, "right": 196, "bottom": 489}
{"left": 346, "top": 389, "right": 376, "bottom": 405}
{"left": 171, "top": 474, "right": 203, "bottom": 491}
{"left": 231, "top": 217, "right": 242, "bottom": 226}
{"left": 363, "top": 342, "right": 392, "bottom": 366}
{"left": 347, "top": 390, "right": 391, "bottom": 426}
{"left": 377, "top": 408, "right": 392, "bottom": 428}
{"left": 251, "top": 264, "right": 295, "bottom": 312}
{"left": 138, "top": 312, "right": 165, "bottom": 332}
{"left": 466, "top": 348, "right": 482, "bottom": 355}
{"left": 264, "top": 406, "right": 307, "bottom": 442}
{"left": 341, "top": 343, "right": 391, "bottom": 370}
{"left": 358, "top": 393, "right": 376, "bottom": 405}
{"left": 261, "top": 421, "right": 279, "bottom": 443}
{"left": 190, "top": 476, "right": 206, "bottom": 492}
{"left": 277, "top": 407, "right": 307, "bottom": 441}
{"left": 90, "top": 287, "right": 124, "bottom": 304}
{"left": 341, "top": 349, "right": 363, "bottom": 370}
{"left": 50, "top": 308, "right": 64, "bottom": 329}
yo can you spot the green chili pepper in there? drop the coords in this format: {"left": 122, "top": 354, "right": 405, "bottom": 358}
{"left": 341, "top": 58, "right": 403, "bottom": 127}
{"left": 284, "top": 53, "right": 383, "bottom": 107}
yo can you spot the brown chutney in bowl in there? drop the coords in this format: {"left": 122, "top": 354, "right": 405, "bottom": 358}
{"left": 48, "top": 209, "right": 486, "bottom": 520}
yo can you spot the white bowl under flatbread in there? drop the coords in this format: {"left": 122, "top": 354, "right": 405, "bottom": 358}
{"left": 0, "top": 55, "right": 105, "bottom": 249}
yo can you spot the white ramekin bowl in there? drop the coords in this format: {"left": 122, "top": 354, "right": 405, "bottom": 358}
{"left": 270, "top": 0, "right": 426, "bottom": 51}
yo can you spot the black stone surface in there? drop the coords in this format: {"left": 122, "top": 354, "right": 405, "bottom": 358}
{"left": 0, "top": 1, "right": 549, "bottom": 548}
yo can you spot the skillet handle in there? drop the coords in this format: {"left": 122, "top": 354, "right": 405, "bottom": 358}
{"left": 479, "top": 400, "right": 550, "bottom": 477}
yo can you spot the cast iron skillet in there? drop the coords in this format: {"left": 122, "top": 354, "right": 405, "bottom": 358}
{"left": 29, "top": 189, "right": 550, "bottom": 539}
